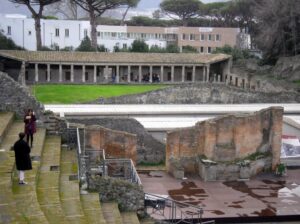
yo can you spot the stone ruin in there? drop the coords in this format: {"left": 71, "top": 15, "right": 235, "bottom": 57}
{"left": 166, "top": 107, "right": 283, "bottom": 181}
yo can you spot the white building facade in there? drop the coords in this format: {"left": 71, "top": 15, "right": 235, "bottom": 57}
{"left": 0, "top": 14, "right": 245, "bottom": 52}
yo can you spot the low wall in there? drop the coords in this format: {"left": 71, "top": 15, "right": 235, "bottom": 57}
{"left": 88, "top": 176, "right": 144, "bottom": 212}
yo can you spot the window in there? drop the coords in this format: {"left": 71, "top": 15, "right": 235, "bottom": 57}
{"left": 235, "top": 77, "right": 238, "bottom": 86}
{"left": 200, "top": 46, "right": 204, "bottom": 53}
{"left": 55, "top": 28, "right": 59, "bottom": 37}
{"left": 216, "top": 34, "right": 221, "bottom": 41}
{"left": 65, "top": 71, "right": 71, "bottom": 81}
{"left": 97, "top": 32, "right": 100, "bottom": 37}
{"left": 200, "top": 34, "right": 205, "bottom": 41}
{"left": 65, "top": 29, "right": 69, "bottom": 37}
{"left": 123, "top": 43, "right": 127, "bottom": 49}
{"left": 208, "top": 47, "right": 212, "bottom": 53}
{"left": 190, "top": 34, "right": 195, "bottom": 41}
{"left": 208, "top": 34, "right": 212, "bottom": 41}
{"left": 112, "top": 32, "right": 117, "bottom": 37}
{"left": 84, "top": 29, "right": 88, "bottom": 37}
{"left": 7, "top": 26, "right": 11, "bottom": 35}
{"left": 182, "top": 34, "right": 186, "bottom": 40}
{"left": 28, "top": 31, "right": 31, "bottom": 35}
{"left": 85, "top": 72, "right": 89, "bottom": 81}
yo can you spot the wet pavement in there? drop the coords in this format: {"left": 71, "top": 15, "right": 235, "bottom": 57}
{"left": 139, "top": 169, "right": 300, "bottom": 219}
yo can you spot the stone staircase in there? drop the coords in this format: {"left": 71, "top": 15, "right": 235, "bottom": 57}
{"left": 0, "top": 112, "right": 145, "bottom": 224}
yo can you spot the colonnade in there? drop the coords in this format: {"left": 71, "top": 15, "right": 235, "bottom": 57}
{"left": 31, "top": 63, "right": 219, "bottom": 84}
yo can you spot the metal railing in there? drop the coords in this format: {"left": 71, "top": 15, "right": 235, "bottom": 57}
{"left": 145, "top": 193, "right": 215, "bottom": 224}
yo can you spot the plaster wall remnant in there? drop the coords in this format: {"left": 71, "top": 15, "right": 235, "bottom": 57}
{"left": 85, "top": 125, "right": 137, "bottom": 164}
{"left": 166, "top": 107, "right": 283, "bottom": 181}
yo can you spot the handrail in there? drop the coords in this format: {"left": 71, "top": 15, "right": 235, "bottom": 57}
{"left": 76, "top": 128, "right": 81, "bottom": 155}
{"left": 145, "top": 192, "right": 203, "bottom": 211}
{"left": 131, "top": 159, "right": 142, "bottom": 185}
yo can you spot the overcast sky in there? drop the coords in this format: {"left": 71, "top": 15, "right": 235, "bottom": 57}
{"left": 0, "top": 0, "right": 228, "bottom": 16}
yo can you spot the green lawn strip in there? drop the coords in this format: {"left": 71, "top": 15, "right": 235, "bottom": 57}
{"left": 32, "top": 84, "right": 168, "bottom": 104}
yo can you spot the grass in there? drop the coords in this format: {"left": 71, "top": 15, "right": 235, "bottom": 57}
{"left": 31, "top": 84, "right": 168, "bottom": 104}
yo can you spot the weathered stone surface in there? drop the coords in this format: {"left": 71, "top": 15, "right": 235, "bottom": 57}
{"left": 88, "top": 176, "right": 144, "bottom": 212}
{"left": 273, "top": 55, "right": 300, "bottom": 81}
{"left": 91, "top": 83, "right": 300, "bottom": 104}
{"left": 166, "top": 107, "right": 283, "bottom": 181}
{"left": 0, "top": 72, "right": 44, "bottom": 118}
{"left": 85, "top": 125, "right": 137, "bottom": 164}
{"left": 67, "top": 118, "right": 165, "bottom": 164}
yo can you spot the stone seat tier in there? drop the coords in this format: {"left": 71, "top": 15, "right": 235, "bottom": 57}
{"left": 121, "top": 212, "right": 140, "bottom": 224}
{"left": 12, "top": 127, "right": 48, "bottom": 223}
{"left": 0, "top": 120, "right": 26, "bottom": 224}
{"left": 80, "top": 193, "right": 107, "bottom": 224}
{"left": 0, "top": 112, "right": 14, "bottom": 144}
{"left": 60, "top": 147, "right": 88, "bottom": 224}
{"left": 101, "top": 202, "right": 123, "bottom": 224}
{"left": 37, "top": 135, "right": 69, "bottom": 223}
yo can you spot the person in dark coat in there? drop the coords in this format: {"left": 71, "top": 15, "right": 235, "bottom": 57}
{"left": 24, "top": 109, "right": 36, "bottom": 148}
{"left": 13, "top": 132, "right": 32, "bottom": 185}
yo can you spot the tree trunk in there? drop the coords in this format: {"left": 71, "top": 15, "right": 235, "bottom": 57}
{"left": 120, "top": 6, "right": 130, "bottom": 26}
{"left": 34, "top": 17, "right": 42, "bottom": 50}
{"left": 89, "top": 7, "right": 97, "bottom": 51}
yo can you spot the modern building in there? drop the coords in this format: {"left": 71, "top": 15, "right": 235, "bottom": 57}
{"left": 0, "top": 14, "right": 244, "bottom": 52}
{"left": 0, "top": 50, "right": 232, "bottom": 85}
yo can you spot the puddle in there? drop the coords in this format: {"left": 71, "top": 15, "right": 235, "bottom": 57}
{"left": 209, "top": 210, "right": 225, "bottom": 215}
{"left": 168, "top": 181, "right": 208, "bottom": 203}
{"left": 223, "top": 179, "right": 289, "bottom": 216}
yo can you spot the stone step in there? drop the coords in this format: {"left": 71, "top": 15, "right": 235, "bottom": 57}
{"left": 12, "top": 127, "right": 48, "bottom": 223}
{"left": 121, "top": 212, "right": 140, "bottom": 224}
{"left": 60, "top": 148, "right": 88, "bottom": 224}
{"left": 101, "top": 202, "right": 122, "bottom": 224}
{"left": 0, "top": 121, "right": 27, "bottom": 223}
{"left": 37, "top": 135, "right": 70, "bottom": 224}
{"left": 0, "top": 112, "right": 14, "bottom": 144}
{"left": 139, "top": 217, "right": 155, "bottom": 224}
{"left": 80, "top": 193, "right": 107, "bottom": 224}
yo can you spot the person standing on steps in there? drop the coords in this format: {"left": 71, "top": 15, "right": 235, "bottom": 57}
{"left": 24, "top": 109, "right": 36, "bottom": 148}
{"left": 13, "top": 132, "right": 32, "bottom": 185}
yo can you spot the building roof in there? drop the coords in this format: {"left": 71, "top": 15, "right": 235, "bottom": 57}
{"left": 0, "top": 50, "right": 231, "bottom": 65}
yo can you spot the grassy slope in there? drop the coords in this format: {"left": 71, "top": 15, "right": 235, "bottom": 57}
{"left": 32, "top": 84, "right": 167, "bottom": 104}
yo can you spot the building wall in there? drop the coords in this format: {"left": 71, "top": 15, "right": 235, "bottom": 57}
{"left": 166, "top": 107, "right": 283, "bottom": 175}
{"left": 0, "top": 14, "right": 241, "bottom": 52}
{"left": 84, "top": 125, "right": 137, "bottom": 164}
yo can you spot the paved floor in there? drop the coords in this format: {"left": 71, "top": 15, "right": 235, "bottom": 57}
{"left": 140, "top": 169, "right": 300, "bottom": 220}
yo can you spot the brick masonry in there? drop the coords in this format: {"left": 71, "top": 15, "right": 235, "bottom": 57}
{"left": 166, "top": 107, "right": 283, "bottom": 180}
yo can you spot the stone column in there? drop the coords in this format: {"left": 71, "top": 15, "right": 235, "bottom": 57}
{"left": 47, "top": 64, "right": 51, "bottom": 82}
{"left": 35, "top": 63, "right": 39, "bottom": 82}
{"left": 59, "top": 64, "right": 63, "bottom": 82}
{"left": 139, "top": 66, "right": 142, "bottom": 83}
{"left": 127, "top": 65, "right": 131, "bottom": 83}
{"left": 82, "top": 65, "right": 86, "bottom": 83}
{"left": 192, "top": 65, "right": 196, "bottom": 82}
{"left": 71, "top": 64, "right": 74, "bottom": 82}
{"left": 116, "top": 65, "right": 120, "bottom": 83}
{"left": 206, "top": 65, "right": 210, "bottom": 82}
{"left": 181, "top": 66, "right": 185, "bottom": 82}
{"left": 217, "top": 75, "right": 221, "bottom": 82}
{"left": 160, "top": 66, "right": 164, "bottom": 82}
{"left": 93, "top": 65, "right": 97, "bottom": 83}
{"left": 104, "top": 65, "right": 108, "bottom": 82}
{"left": 202, "top": 66, "right": 206, "bottom": 82}
{"left": 171, "top": 66, "right": 174, "bottom": 82}
{"left": 149, "top": 66, "right": 153, "bottom": 83}
{"left": 18, "top": 61, "right": 26, "bottom": 86}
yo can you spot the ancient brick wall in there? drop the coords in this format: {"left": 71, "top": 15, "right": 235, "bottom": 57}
{"left": 85, "top": 125, "right": 137, "bottom": 164}
{"left": 166, "top": 107, "right": 283, "bottom": 175}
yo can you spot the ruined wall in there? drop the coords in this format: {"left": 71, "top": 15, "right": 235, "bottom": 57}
{"left": 0, "top": 71, "right": 44, "bottom": 118}
{"left": 85, "top": 125, "right": 137, "bottom": 164}
{"left": 166, "top": 107, "right": 283, "bottom": 178}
